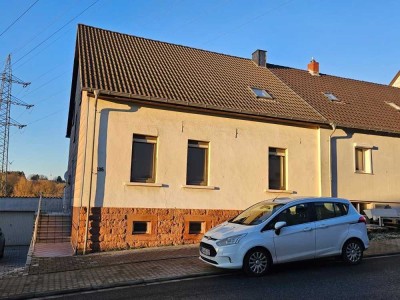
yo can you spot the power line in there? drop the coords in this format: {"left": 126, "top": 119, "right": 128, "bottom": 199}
{"left": 21, "top": 70, "right": 69, "bottom": 97}
{"left": 12, "top": 0, "right": 101, "bottom": 66}
{"left": 13, "top": 27, "right": 75, "bottom": 72}
{"left": 11, "top": 0, "right": 79, "bottom": 55}
{"left": 0, "top": 0, "right": 40, "bottom": 38}
{"left": 27, "top": 108, "right": 65, "bottom": 125}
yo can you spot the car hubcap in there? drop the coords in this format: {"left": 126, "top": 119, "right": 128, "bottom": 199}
{"left": 249, "top": 252, "right": 268, "bottom": 274}
{"left": 346, "top": 242, "right": 361, "bottom": 262}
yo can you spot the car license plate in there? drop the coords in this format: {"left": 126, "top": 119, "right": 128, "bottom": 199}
{"left": 200, "top": 246, "right": 210, "bottom": 256}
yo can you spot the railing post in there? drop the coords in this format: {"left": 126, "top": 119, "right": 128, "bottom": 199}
{"left": 31, "top": 193, "right": 42, "bottom": 248}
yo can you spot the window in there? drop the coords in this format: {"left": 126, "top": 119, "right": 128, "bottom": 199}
{"left": 386, "top": 102, "right": 400, "bottom": 111}
{"left": 131, "top": 135, "right": 157, "bottom": 182}
{"left": 132, "top": 221, "right": 149, "bottom": 234}
{"left": 270, "top": 203, "right": 311, "bottom": 227}
{"left": 184, "top": 215, "right": 211, "bottom": 240}
{"left": 355, "top": 147, "right": 372, "bottom": 174}
{"left": 126, "top": 215, "right": 157, "bottom": 242}
{"left": 186, "top": 140, "right": 209, "bottom": 186}
{"left": 189, "top": 221, "right": 203, "bottom": 234}
{"left": 251, "top": 87, "right": 273, "bottom": 99}
{"left": 323, "top": 92, "right": 339, "bottom": 102}
{"left": 269, "top": 148, "right": 286, "bottom": 190}
{"left": 315, "top": 202, "right": 349, "bottom": 221}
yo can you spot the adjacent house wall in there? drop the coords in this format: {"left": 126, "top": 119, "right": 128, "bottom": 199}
{"left": 70, "top": 94, "right": 321, "bottom": 252}
{"left": 320, "top": 128, "right": 400, "bottom": 202}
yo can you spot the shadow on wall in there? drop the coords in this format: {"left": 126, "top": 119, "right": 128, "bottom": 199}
{"left": 89, "top": 104, "right": 138, "bottom": 252}
{"left": 331, "top": 130, "right": 354, "bottom": 197}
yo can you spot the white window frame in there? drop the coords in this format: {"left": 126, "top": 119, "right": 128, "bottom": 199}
{"left": 131, "top": 134, "right": 157, "bottom": 183}
{"left": 268, "top": 147, "right": 287, "bottom": 190}
{"left": 354, "top": 145, "right": 373, "bottom": 174}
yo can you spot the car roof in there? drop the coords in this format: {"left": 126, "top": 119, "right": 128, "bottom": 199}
{"left": 268, "top": 196, "right": 350, "bottom": 205}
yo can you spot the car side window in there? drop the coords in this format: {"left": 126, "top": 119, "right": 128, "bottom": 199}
{"left": 315, "top": 202, "right": 348, "bottom": 221}
{"left": 273, "top": 203, "right": 311, "bottom": 227}
{"left": 334, "top": 203, "right": 348, "bottom": 216}
{"left": 315, "top": 202, "right": 335, "bottom": 220}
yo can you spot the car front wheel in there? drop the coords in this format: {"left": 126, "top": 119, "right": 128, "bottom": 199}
{"left": 243, "top": 248, "right": 271, "bottom": 276}
{"left": 342, "top": 239, "right": 363, "bottom": 265}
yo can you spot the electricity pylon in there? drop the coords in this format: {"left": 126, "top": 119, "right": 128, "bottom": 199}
{"left": 0, "top": 54, "right": 33, "bottom": 196}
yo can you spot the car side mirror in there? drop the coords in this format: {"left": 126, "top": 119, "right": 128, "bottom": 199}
{"left": 274, "top": 221, "right": 287, "bottom": 235}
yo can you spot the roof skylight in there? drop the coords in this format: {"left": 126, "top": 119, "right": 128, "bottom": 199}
{"left": 386, "top": 102, "right": 400, "bottom": 111}
{"left": 323, "top": 92, "right": 339, "bottom": 102}
{"left": 251, "top": 87, "right": 273, "bottom": 99}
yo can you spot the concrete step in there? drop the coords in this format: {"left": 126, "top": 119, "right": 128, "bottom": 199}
{"left": 37, "top": 230, "right": 71, "bottom": 236}
{"left": 36, "top": 237, "right": 71, "bottom": 243}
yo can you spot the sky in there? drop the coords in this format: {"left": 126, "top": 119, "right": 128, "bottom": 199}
{"left": 0, "top": 0, "right": 399, "bottom": 179}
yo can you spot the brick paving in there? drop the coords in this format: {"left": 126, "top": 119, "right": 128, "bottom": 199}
{"left": 0, "top": 240, "right": 399, "bottom": 299}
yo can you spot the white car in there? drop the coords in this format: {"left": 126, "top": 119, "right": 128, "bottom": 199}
{"left": 199, "top": 197, "right": 369, "bottom": 276}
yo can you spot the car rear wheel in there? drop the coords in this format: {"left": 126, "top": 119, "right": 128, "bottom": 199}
{"left": 342, "top": 239, "right": 363, "bottom": 265}
{"left": 243, "top": 248, "right": 271, "bottom": 276}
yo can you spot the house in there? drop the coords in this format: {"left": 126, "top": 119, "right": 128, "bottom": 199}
{"left": 269, "top": 61, "right": 400, "bottom": 211}
{"left": 66, "top": 24, "right": 400, "bottom": 253}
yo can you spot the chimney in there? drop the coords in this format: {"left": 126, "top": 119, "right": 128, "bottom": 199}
{"left": 307, "top": 58, "right": 319, "bottom": 76}
{"left": 252, "top": 50, "right": 267, "bottom": 67}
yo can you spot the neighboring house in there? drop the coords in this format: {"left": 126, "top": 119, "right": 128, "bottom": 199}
{"left": 66, "top": 24, "right": 400, "bottom": 253}
{"left": 269, "top": 61, "right": 400, "bottom": 211}
{"left": 390, "top": 71, "right": 400, "bottom": 88}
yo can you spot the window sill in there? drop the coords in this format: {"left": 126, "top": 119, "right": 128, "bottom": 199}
{"left": 182, "top": 185, "right": 217, "bottom": 190}
{"left": 124, "top": 182, "right": 163, "bottom": 187}
{"left": 265, "top": 189, "right": 294, "bottom": 194}
{"left": 354, "top": 171, "right": 374, "bottom": 175}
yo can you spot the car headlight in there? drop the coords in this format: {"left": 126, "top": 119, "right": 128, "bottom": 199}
{"left": 216, "top": 234, "right": 247, "bottom": 246}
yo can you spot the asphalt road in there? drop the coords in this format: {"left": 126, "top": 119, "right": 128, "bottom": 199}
{"left": 48, "top": 255, "right": 400, "bottom": 300}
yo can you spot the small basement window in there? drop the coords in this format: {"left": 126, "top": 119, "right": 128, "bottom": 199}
{"left": 251, "top": 87, "right": 273, "bottom": 99}
{"left": 189, "top": 221, "right": 203, "bottom": 234}
{"left": 132, "top": 221, "right": 149, "bottom": 234}
{"left": 323, "top": 92, "right": 339, "bottom": 102}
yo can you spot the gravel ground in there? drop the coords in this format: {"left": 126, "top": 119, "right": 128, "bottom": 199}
{"left": 368, "top": 230, "right": 400, "bottom": 241}
{"left": 0, "top": 246, "right": 29, "bottom": 278}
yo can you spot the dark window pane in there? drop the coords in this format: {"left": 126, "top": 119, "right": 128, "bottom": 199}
{"left": 276, "top": 204, "right": 310, "bottom": 226}
{"left": 187, "top": 146, "right": 207, "bottom": 185}
{"left": 189, "top": 221, "right": 203, "bottom": 234}
{"left": 131, "top": 141, "right": 155, "bottom": 182}
{"left": 334, "top": 203, "right": 348, "bottom": 216}
{"left": 133, "top": 222, "right": 148, "bottom": 234}
{"left": 269, "top": 155, "right": 281, "bottom": 190}
{"left": 315, "top": 202, "right": 336, "bottom": 220}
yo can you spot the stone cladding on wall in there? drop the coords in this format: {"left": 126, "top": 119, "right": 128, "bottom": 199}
{"left": 71, "top": 206, "right": 241, "bottom": 253}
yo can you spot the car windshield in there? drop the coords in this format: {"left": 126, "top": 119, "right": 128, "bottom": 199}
{"left": 229, "top": 201, "right": 285, "bottom": 225}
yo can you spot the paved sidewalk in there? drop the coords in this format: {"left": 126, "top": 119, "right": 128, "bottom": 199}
{"left": 0, "top": 239, "right": 400, "bottom": 299}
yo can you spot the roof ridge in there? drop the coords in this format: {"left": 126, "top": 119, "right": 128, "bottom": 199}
{"left": 77, "top": 23, "right": 251, "bottom": 62}
{"left": 265, "top": 67, "right": 329, "bottom": 124}
{"left": 267, "top": 63, "right": 399, "bottom": 90}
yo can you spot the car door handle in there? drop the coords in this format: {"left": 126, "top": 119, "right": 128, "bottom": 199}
{"left": 318, "top": 224, "right": 328, "bottom": 229}
{"left": 303, "top": 227, "right": 313, "bottom": 232}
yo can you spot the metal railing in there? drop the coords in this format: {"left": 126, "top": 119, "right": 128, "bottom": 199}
{"left": 26, "top": 193, "right": 42, "bottom": 267}
{"left": 30, "top": 193, "right": 42, "bottom": 249}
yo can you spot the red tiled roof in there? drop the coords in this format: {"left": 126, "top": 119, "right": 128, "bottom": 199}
{"left": 67, "top": 24, "right": 327, "bottom": 137}
{"left": 269, "top": 64, "right": 400, "bottom": 134}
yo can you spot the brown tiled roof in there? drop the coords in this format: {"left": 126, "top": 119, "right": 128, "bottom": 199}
{"left": 269, "top": 64, "right": 400, "bottom": 134}
{"left": 68, "top": 24, "right": 327, "bottom": 136}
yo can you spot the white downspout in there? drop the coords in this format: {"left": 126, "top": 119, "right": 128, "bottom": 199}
{"left": 328, "top": 123, "right": 337, "bottom": 197}
{"left": 83, "top": 89, "right": 100, "bottom": 255}
{"left": 74, "top": 93, "right": 91, "bottom": 253}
